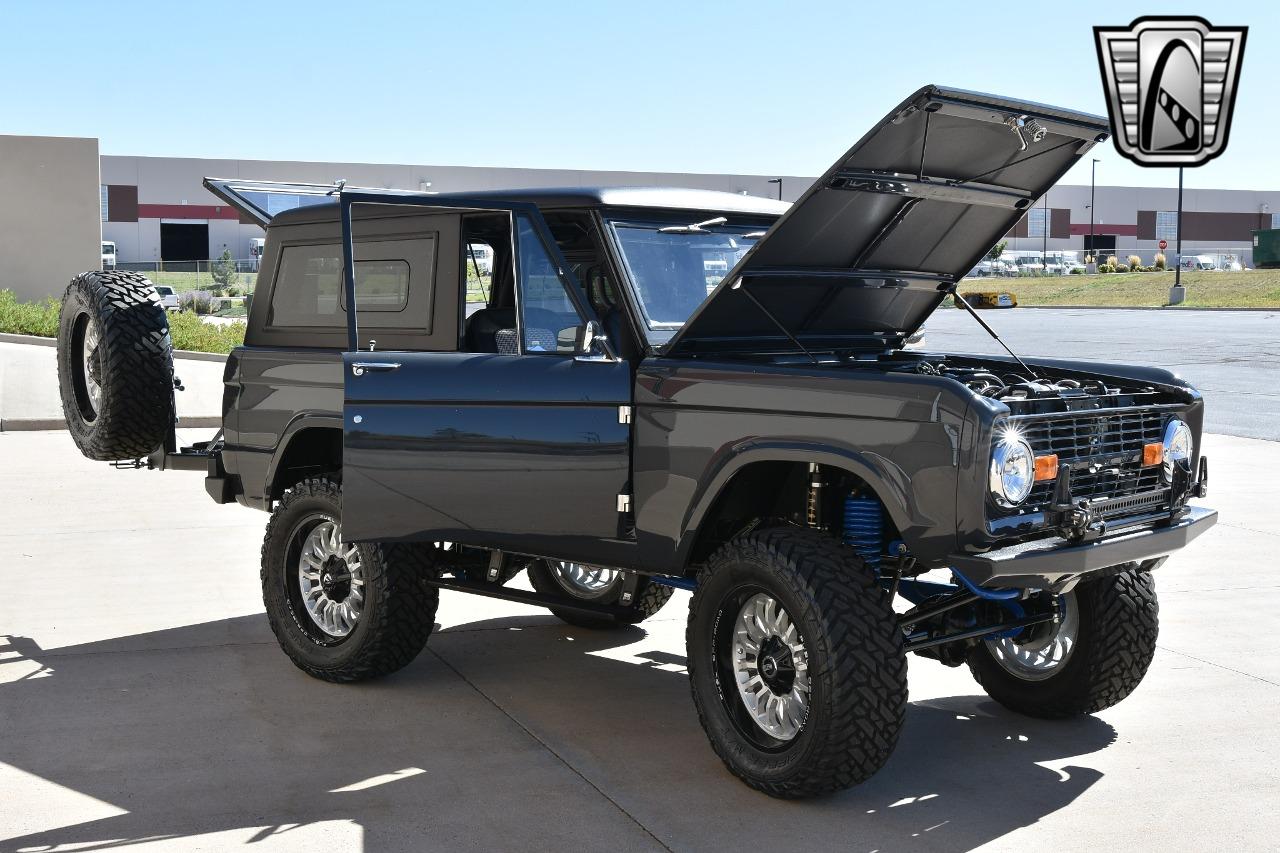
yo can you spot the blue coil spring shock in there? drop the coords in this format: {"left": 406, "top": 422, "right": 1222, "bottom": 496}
{"left": 842, "top": 495, "right": 883, "bottom": 570}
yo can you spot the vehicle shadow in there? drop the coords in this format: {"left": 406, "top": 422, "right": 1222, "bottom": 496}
{"left": 0, "top": 614, "right": 1115, "bottom": 852}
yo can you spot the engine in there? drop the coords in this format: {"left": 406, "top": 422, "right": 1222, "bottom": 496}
{"left": 896, "top": 356, "right": 1176, "bottom": 415}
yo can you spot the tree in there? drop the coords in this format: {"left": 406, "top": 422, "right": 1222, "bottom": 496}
{"left": 986, "top": 240, "right": 1008, "bottom": 261}
{"left": 210, "top": 247, "right": 238, "bottom": 290}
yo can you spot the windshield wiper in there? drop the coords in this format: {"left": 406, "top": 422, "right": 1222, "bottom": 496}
{"left": 951, "top": 288, "right": 1040, "bottom": 379}
{"left": 741, "top": 231, "right": 767, "bottom": 239}
{"left": 658, "top": 216, "right": 727, "bottom": 234}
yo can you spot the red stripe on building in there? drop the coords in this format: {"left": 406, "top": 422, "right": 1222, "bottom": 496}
{"left": 1068, "top": 223, "right": 1138, "bottom": 236}
{"left": 136, "top": 204, "right": 241, "bottom": 220}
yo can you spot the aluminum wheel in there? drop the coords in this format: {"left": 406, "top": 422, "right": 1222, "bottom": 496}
{"left": 550, "top": 561, "right": 620, "bottom": 600}
{"left": 296, "top": 520, "right": 365, "bottom": 638}
{"left": 985, "top": 591, "right": 1079, "bottom": 681}
{"left": 731, "top": 593, "right": 810, "bottom": 741}
{"left": 81, "top": 318, "right": 102, "bottom": 419}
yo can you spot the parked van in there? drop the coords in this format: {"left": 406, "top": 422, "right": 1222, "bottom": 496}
{"left": 1179, "top": 254, "right": 1218, "bottom": 271}
{"left": 101, "top": 241, "right": 117, "bottom": 270}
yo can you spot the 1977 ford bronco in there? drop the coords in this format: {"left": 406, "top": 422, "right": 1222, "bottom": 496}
{"left": 55, "top": 86, "right": 1215, "bottom": 798}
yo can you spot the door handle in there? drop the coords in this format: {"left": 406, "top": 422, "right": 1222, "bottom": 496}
{"left": 351, "top": 361, "right": 402, "bottom": 376}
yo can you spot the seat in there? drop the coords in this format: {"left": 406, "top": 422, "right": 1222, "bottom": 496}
{"left": 465, "top": 307, "right": 516, "bottom": 353}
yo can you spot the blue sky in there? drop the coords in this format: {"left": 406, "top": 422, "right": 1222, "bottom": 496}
{"left": 2, "top": 1, "right": 1274, "bottom": 189}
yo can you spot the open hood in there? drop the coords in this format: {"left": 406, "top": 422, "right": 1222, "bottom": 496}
{"left": 664, "top": 85, "right": 1109, "bottom": 356}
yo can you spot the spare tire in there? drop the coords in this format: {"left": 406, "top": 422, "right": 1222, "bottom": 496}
{"left": 57, "top": 270, "right": 174, "bottom": 460}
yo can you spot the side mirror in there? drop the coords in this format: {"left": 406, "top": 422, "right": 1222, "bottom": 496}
{"left": 574, "top": 320, "right": 600, "bottom": 354}
{"left": 573, "top": 320, "right": 612, "bottom": 362}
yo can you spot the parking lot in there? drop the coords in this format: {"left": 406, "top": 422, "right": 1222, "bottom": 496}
{"left": 1, "top": 308, "right": 1277, "bottom": 852}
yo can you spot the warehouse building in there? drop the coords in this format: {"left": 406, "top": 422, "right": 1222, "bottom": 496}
{"left": 95, "top": 155, "right": 1280, "bottom": 269}
{"left": 3, "top": 132, "right": 1278, "bottom": 304}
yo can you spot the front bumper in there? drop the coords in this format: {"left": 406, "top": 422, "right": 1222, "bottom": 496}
{"left": 950, "top": 505, "right": 1217, "bottom": 587}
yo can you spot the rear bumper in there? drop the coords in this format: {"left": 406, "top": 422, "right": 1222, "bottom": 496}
{"left": 950, "top": 505, "right": 1217, "bottom": 587}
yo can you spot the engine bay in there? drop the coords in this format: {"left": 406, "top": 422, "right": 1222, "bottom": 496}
{"left": 886, "top": 354, "right": 1186, "bottom": 414}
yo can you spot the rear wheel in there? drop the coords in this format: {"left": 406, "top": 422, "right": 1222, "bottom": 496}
{"left": 261, "top": 476, "right": 437, "bottom": 682}
{"left": 56, "top": 271, "right": 173, "bottom": 460}
{"left": 968, "top": 566, "right": 1159, "bottom": 718}
{"left": 687, "top": 528, "right": 906, "bottom": 798}
{"left": 526, "top": 559, "right": 672, "bottom": 629}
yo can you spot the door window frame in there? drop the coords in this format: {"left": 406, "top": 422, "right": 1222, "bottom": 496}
{"left": 338, "top": 191, "right": 612, "bottom": 358}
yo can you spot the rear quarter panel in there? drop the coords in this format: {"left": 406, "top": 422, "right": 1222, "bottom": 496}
{"left": 221, "top": 346, "right": 343, "bottom": 507}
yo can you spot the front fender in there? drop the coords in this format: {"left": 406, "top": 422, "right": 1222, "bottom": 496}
{"left": 663, "top": 434, "right": 959, "bottom": 570}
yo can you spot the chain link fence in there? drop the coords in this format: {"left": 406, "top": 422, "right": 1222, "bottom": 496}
{"left": 111, "top": 259, "right": 261, "bottom": 293}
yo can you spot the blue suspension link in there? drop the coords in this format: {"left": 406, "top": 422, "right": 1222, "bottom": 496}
{"left": 842, "top": 495, "right": 883, "bottom": 570}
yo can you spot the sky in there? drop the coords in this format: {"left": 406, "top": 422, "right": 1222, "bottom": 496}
{"left": 2, "top": 0, "right": 1275, "bottom": 190}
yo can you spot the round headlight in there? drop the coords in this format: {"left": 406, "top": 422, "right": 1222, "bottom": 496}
{"left": 990, "top": 435, "right": 1035, "bottom": 507}
{"left": 1162, "top": 418, "right": 1193, "bottom": 481}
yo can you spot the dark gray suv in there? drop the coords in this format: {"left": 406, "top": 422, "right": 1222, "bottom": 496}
{"left": 55, "top": 85, "right": 1215, "bottom": 798}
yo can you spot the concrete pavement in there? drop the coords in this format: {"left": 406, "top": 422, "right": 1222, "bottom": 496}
{"left": 1, "top": 428, "right": 1276, "bottom": 852}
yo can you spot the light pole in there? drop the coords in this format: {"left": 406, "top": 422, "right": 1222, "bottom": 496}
{"left": 768, "top": 178, "right": 783, "bottom": 200}
{"left": 1088, "top": 158, "right": 1100, "bottom": 269}
{"left": 1170, "top": 167, "right": 1186, "bottom": 305}
{"left": 1042, "top": 190, "right": 1049, "bottom": 274}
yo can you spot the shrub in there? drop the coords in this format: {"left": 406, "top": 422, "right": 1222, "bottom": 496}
{"left": 0, "top": 288, "right": 243, "bottom": 353}
{"left": 1069, "top": 267, "right": 1084, "bottom": 275}
{"left": 0, "top": 289, "right": 61, "bottom": 336}
{"left": 179, "top": 290, "right": 213, "bottom": 315}
{"left": 1127, "top": 255, "right": 1143, "bottom": 269}
{"left": 1154, "top": 252, "right": 1167, "bottom": 270}
{"left": 167, "top": 310, "right": 246, "bottom": 354}
{"left": 1114, "top": 264, "right": 1130, "bottom": 273}
{"left": 1097, "top": 264, "right": 1114, "bottom": 273}
{"left": 1106, "top": 255, "right": 1119, "bottom": 268}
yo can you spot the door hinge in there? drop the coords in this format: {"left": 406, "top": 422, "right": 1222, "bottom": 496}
{"left": 617, "top": 493, "right": 632, "bottom": 513}
{"left": 618, "top": 405, "right": 633, "bottom": 425}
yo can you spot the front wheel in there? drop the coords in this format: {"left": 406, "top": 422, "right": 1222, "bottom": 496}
{"left": 968, "top": 566, "right": 1159, "bottom": 718}
{"left": 261, "top": 476, "right": 438, "bottom": 682}
{"left": 687, "top": 528, "right": 906, "bottom": 798}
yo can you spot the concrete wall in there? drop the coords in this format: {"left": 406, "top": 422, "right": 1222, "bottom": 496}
{"left": 0, "top": 135, "right": 101, "bottom": 302}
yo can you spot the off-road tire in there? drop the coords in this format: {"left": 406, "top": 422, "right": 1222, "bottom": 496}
{"left": 968, "top": 566, "right": 1159, "bottom": 718}
{"left": 261, "top": 477, "right": 437, "bottom": 682}
{"left": 527, "top": 559, "right": 673, "bottom": 630}
{"left": 56, "top": 271, "right": 174, "bottom": 460}
{"left": 687, "top": 528, "right": 906, "bottom": 798}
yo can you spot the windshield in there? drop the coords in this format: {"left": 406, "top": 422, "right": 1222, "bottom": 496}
{"left": 609, "top": 219, "right": 766, "bottom": 340}
{"left": 102, "top": 243, "right": 114, "bottom": 254}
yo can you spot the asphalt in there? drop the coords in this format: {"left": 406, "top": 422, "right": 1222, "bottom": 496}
{"left": 1, "top": 428, "right": 1276, "bottom": 852}
{"left": 922, "top": 308, "right": 1280, "bottom": 441}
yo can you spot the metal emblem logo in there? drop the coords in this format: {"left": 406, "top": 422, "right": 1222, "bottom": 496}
{"left": 1094, "top": 17, "right": 1247, "bottom": 167}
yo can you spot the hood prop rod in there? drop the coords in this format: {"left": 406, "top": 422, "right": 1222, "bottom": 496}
{"left": 951, "top": 289, "right": 1040, "bottom": 379}
{"left": 731, "top": 278, "right": 818, "bottom": 364}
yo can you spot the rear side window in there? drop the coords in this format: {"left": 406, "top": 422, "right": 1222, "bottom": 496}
{"left": 268, "top": 238, "right": 433, "bottom": 330}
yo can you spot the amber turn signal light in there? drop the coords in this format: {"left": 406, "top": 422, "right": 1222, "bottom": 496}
{"left": 1142, "top": 442, "right": 1164, "bottom": 467}
{"left": 1033, "top": 454, "right": 1059, "bottom": 481}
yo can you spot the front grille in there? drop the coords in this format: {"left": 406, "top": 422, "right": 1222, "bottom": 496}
{"left": 1002, "top": 408, "right": 1174, "bottom": 516}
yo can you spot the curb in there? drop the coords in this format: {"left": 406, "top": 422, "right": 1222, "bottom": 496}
{"left": 0, "top": 332, "right": 229, "bottom": 362}
{"left": 0, "top": 416, "right": 222, "bottom": 433}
